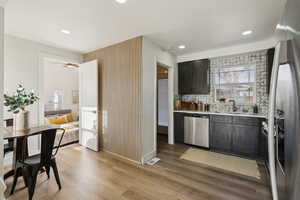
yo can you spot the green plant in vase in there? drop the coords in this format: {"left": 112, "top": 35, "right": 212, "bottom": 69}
{"left": 4, "top": 84, "right": 39, "bottom": 130}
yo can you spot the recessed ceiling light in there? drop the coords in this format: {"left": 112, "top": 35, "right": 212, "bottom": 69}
{"left": 115, "top": 0, "right": 127, "bottom": 4}
{"left": 242, "top": 30, "right": 253, "bottom": 36}
{"left": 178, "top": 45, "right": 186, "bottom": 49}
{"left": 61, "top": 29, "right": 71, "bottom": 35}
{"left": 64, "top": 63, "right": 79, "bottom": 68}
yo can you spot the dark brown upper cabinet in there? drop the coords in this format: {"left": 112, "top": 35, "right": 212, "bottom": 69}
{"left": 178, "top": 59, "right": 210, "bottom": 95}
{"left": 178, "top": 61, "right": 193, "bottom": 94}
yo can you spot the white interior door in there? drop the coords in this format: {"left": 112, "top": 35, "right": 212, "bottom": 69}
{"left": 79, "top": 60, "right": 99, "bottom": 151}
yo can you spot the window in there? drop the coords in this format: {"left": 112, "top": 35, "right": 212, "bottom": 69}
{"left": 214, "top": 65, "right": 256, "bottom": 104}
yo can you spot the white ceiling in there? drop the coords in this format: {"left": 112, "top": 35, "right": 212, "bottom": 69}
{"left": 4, "top": 0, "right": 286, "bottom": 55}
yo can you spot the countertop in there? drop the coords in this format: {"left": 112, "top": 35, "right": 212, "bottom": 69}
{"left": 174, "top": 110, "right": 266, "bottom": 118}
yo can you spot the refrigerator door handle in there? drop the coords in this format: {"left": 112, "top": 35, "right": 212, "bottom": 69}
{"left": 268, "top": 42, "right": 281, "bottom": 200}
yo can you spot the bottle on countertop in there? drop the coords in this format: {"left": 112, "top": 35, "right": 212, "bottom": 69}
{"left": 253, "top": 104, "right": 258, "bottom": 114}
{"left": 205, "top": 104, "right": 210, "bottom": 112}
{"left": 197, "top": 101, "right": 203, "bottom": 111}
{"left": 190, "top": 101, "right": 197, "bottom": 110}
{"left": 204, "top": 96, "right": 210, "bottom": 112}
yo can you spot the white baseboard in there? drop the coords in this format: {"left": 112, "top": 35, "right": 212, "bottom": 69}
{"left": 141, "top": 150, "right": 157, "bottom": 164}
{"left": 102, "top": 149, "right": 142, "bottom": 165}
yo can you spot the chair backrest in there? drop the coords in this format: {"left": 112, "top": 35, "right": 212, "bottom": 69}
{"left": 4, "top": 119, "right": 14, "bottom": 153}
{"left": 22, "top": 128, "right": 65, "bottom": 166}
{"left": 4, "top": 118, "right": 13, "bottom": 127}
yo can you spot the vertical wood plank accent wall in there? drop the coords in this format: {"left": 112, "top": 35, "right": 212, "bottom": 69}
{"left": 83, "top": 37, "right": 142, "bottom": 162}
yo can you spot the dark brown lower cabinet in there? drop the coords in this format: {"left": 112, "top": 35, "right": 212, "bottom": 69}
{"left": 174, "top": 113, "right": 184, "bottom": 143}
{"left": 211, "top": 115, "right": 262, "bottom": 159}
{"left": 260, "top": 129, "right": 269, "bottom": 169}
{"left": 211, "top": 122, "right": 232, "bottom": 153}
{"left": 232, "top": 125, "right": 260, "bottom": 158}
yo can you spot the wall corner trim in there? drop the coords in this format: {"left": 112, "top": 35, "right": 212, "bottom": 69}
{"left": 104, "top": 150, "right": 142, "bottom": 165}
{"left": 141, "top": 150, "right": 157, "bottom": 164}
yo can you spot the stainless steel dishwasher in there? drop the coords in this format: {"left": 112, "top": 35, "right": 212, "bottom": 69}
{"left": 184, "top": 115, "right": 209, "bottom": 148}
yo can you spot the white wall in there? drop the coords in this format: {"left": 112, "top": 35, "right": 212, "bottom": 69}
{"left": 4, "top": 34, "right": 82, "bottom": 126}
{"left": 158, "top": 79, "right": 168, "bottom": 126}
{"left": 44, "top": 59, "right": 79, "bottom": 118}
{"left": 141, "top": 37, "right": 177, "bottom": 163}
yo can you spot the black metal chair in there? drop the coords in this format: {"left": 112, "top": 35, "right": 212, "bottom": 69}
{"left": 10, "top": 128, "right": 66, "bottom": 200}
{"left": 4, "top": 139, "right": 14, "bottom": 155}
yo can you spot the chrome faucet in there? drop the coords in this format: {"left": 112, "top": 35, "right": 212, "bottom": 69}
{"left": 229, "top": 100, "right": 238, "bottom": 112}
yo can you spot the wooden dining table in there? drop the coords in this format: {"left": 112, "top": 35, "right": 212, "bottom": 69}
{"left": 3, "top": 125, "right": 58, "bottom": 180}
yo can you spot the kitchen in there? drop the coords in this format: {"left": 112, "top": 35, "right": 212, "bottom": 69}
{"left": 171, "top": 48, "right": 272, "bottom": 180}
{"left": 1, "top": 0, "right": 300, "bottom": 199}
{"left": 168, "top": 0, "right": 300, "bottom": 198}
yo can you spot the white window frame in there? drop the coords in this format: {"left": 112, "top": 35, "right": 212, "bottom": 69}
{"left": 213, "top": 65, "right": 257, "bottom": 105}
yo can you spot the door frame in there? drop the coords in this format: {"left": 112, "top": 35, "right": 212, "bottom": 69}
{"left": 154, "top": 62, "right": 174, "bottom": 152}
{"left": 78, "top": 60, "right": 99, "bottom": 151}
{"left": 38, "top": 53, "right": 79, "bottom": 125}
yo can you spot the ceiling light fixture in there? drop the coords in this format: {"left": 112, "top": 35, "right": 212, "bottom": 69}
{"left": 61, "top": 29, "right": 71, "bottom": 35}
{"left": 178, "top": 45, "right": 186, "bottom": 49}
{"left": 242, "top": 30, "right": 253, "bottom": 36}
{"left": 64, "top": 63, "right": 79, "bottom": 68}
{"left": 115, "top": 0, "right": 127, "bottom": 4}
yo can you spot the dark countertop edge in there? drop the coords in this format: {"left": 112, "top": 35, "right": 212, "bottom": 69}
{"left": 174, "top": 110, "right": 266, "bottom": 119}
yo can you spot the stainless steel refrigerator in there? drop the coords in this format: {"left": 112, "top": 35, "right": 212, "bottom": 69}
{"left": 268, "top": 0, "right": 300, "bottom": 199}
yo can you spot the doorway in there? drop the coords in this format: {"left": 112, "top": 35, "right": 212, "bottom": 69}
{"left": 43, "top": 58, "right": 79, "bottom": 117}
{"left": 38, "top": 55, "right": 80, "bottom": 125}
{"left": 156, "top": 64, "right": 169, "bottom": 150}
{"left": 39, "top": 57, "right": 80, "bottom": 148}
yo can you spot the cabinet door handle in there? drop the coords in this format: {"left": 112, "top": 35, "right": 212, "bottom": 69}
{"left": 207, "top": 70, "right": 209, "bottom": 85}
